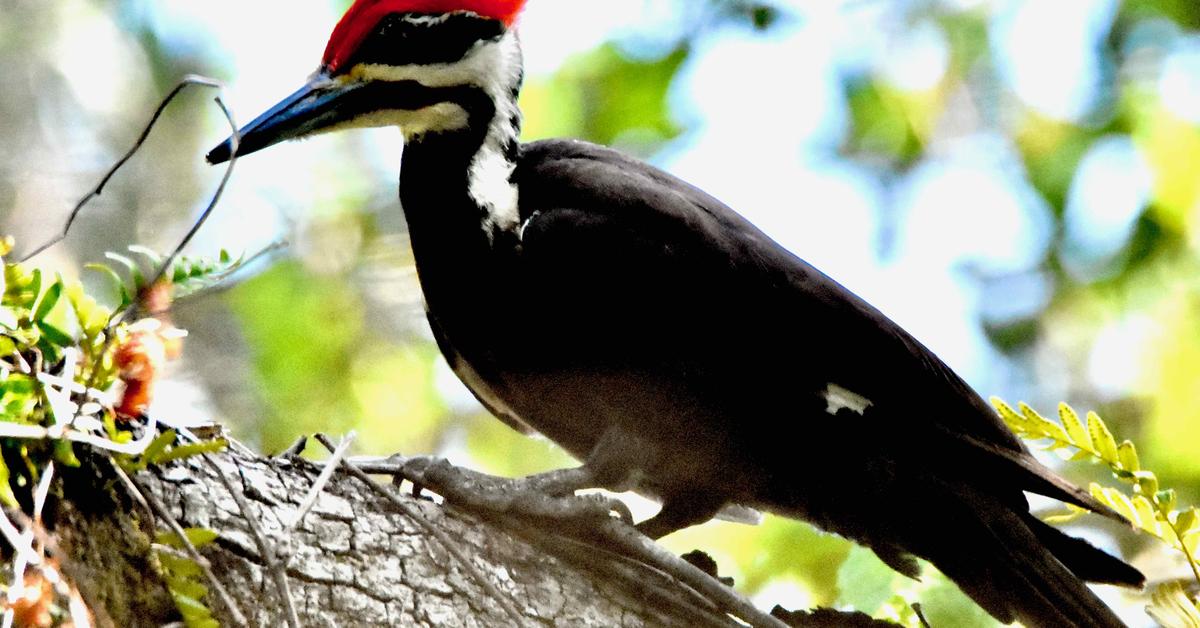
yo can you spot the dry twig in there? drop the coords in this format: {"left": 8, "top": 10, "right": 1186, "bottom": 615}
{"left": 19, "top": 75, "right": 233, "bottom": 265}
{"left": 205, "top": 455, "right": 302, "bottom": 628}
{"left": 284, "top": 432, "right": 355, "bottom": 534}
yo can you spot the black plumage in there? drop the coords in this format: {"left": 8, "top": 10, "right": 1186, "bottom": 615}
{"left": 414, "top": 138, "right": 1143, "bottom": 627}
{"left": 207, "top": 6, "right": 1145, "bottom": 626}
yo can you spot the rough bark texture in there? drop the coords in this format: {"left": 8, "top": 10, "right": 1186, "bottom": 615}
{"left": 44, "top": 449, "right": 896, "bottom": 628}
{"left": 47, "top": 450, "right": 755, "bottom": 627}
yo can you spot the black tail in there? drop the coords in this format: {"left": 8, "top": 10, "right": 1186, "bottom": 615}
{"left": 923, "top": 506, "right": 1142, "bottom": 628}
{"left": 1027, "top": 516, "right": 1145, "bottom": 587}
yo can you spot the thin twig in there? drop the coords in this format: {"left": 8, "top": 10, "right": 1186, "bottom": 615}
{"left": 278, "top": 435, "right": 310, "bottom": 459}
{"left": 108, "top": 458, "right": 155, "bottom": 526}
{"left": 31, "top": 462, "right": 54, "bottom": 524}
{"left": 205, "top": 455, "right": 301, "bottom": 628}
{"left": 139, "top": 94, "right": 240, "bottom": 302}
{"left": 284, "top": 432, "right": 355, "bottom": 533}
{"left": 115, "top": 464, "right": 248, "bottom": 628}
{"left": 112, "top": 86, "right": 242, "bottom": 329}
{"left": 313, "top": 434, "right": 528, "bottom": 628}
{"left": 19, "top": 75, "right": 227, "bottom": 263}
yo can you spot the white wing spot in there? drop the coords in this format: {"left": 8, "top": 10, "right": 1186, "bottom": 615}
{"left": 824, "top": 383, "right": 873, "bottom": 416}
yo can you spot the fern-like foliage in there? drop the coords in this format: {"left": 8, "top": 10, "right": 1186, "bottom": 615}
{"left": 993, "top": 399, "right": 1200, "bottom": 624}
{"left": 90, "top": 245, "right": 248, "bottom": 314}
{"left": 0, "top": 240, "right": 241, "bottom": 500}
{"left": 155, "top": 527, "right": 222, "bottom": 628}
{"left": 1, "top": 238, "right": 238, "bottom": 624}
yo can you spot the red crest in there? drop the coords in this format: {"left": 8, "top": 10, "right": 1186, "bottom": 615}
{"left": 323, "top": 0, "right": 528, "bottom": 72}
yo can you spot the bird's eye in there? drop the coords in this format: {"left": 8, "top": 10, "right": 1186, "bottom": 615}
{"left": 341, "top": 12, "right": 506, "bottom": 71}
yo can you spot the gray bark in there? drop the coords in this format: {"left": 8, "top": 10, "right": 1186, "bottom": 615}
{"left": 50, "top": 449, "right": 893, "bottom": 628}
{"left": 52, "top": 450, "right": 749, "bottom": 627}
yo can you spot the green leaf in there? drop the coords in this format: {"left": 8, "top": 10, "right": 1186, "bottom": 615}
{"left": 171, "top": 592, "right": 213, "bottom": 621}
{"left": 991, "top": 397, "right": 1027, "bottom": 432}
{"left": 157, "top": 551, "right": 204, "bottom": 578}
{"left": 140, "top": 429, "right": 178, "bottom": 469}
{"left": 105, "top": 252, "right": 146, "bottom": 293}
{"left": 1020, "top": 402, "right": 1070, "bottom": 443}
{"left": 32, "top": 278, "right": 61, "bottom": 322}
{"left": 1105, "top": 487, "right": 1139, "bottom": 526}
{"left": 1147, "top": 582, "right": 1200, "bottom": 628}
{"left": 1087, "top": 411, "right": 1119, "bottom": 464}
{"left": 0, "top": 455, "right": 18, "bottom": 509}
{"left": 86, "top": 263, "right": 133, "bottom": 310}
{"left": 157, "top": 527, "right": 220, "bottom": 549}
{"left": 1058, "top": 403, "right": 1092, "bottom": 450}
{"left": 53, "top": 440, "right": 81, "bottom": 468}
{"left": 183, "top": 527, "right": 220, "bottom": 548}
{"left": 127, "top": 245, "right": 163, "bottom": 268}
{"left": 1134, "top": 496, "right": 1161, "bottom": 536}
{"left": 36, "top": 321, "right": 74, "bottom": 347}
{"left": 1158, "top": 490, "right": 1179, "bottom": 514}
{"left": 1117, "top": 440, "right": 1140, "bottom": 473}
{"left": 27, "top": 268, "right": 41, "bottom": 307}
{"left": 1177, "top": 508, "right": 1198, "bottom": 536}
{"left": 164, "top": 575, "right": 207, "bottom": 601}
{"left": 154, "top": 439, "right": 228, "bottom": 464}
{"left": 1136, "top": 471, "right": 1160, "bottom": 497}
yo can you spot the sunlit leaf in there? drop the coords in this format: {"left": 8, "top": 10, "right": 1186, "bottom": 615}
{"left": 1020, "top": 403, "right": 1069, "bottom": 443}
{"left": 53, "top": 440, "right": 80, "bottom": 468}
{"left": 1117, "top": 440, "right": 1140, "bottom": 473}
{"left": 1058, "top": 403, "right": 1091, "bottom": 451}
{"left": 36, "top": 321, "right": 74, "bottom": 347}
{"left": 990, "top": 398, "right": 1026, "bottom": 433}
{"left": 1147, "top": 581, "right": 1200, "bottom": 628}
{"left": 153, "top": 439, "right": 228, "bottom": 464}
{"left": 1087, "top": 412, "right": 1119, "bottom": 464}
{"left": 127, "top": 245, "right": 163, "bottom": 268}
{"left": 0, "top": 455, "right": 18, "bottom": 509}
{"left": 105, "top": 252, "right": 146, "bottom": 293}
{"left": 137, "top": 429, "right": 178, "bottom": 471}
{"left": 1159, "top": 490, "right": 1179, "bottom": 515}
{"left": 164, "top": 575, "right": 207, "bottom": 602}
{"left": 157, "top": 527, "right": 220, "bottom": 549}
{"left": 86, "top": 263, "right": 132, "bottom": 310}
{"left": 32, "top": 278, "right": 61, "bottom": 323}
{"left": 1134, "top": 496, "right": 1161, "bottom": 536}
{"left": 1176, "top": 508, "right": 1198, "bottom": 537}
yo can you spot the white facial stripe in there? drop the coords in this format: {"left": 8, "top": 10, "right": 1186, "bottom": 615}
{"left": 824, "top": 383, "right": 873, "bottom": 416}
{"left": 348, "top": 31, "right": 523, "bottom": 236}
{"left": 321, "top": 103, "right": 470, "bottom": 137}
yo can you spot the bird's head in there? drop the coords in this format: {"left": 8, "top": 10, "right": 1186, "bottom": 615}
{"left": 207, "top": 0, "right": 528, "bottom": 164}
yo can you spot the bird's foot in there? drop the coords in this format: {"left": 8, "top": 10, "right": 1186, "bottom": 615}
{"left": 394, "top": 456, "right": 634, "bottom": 528}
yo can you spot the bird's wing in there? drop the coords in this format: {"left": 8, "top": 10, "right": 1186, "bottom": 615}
{"left": 514, "top": 138, "right": 1110, "bottom": 516}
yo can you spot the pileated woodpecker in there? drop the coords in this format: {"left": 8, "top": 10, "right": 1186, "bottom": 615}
{"left": 208, "top": 1, "right": 1144, "bottom": 625}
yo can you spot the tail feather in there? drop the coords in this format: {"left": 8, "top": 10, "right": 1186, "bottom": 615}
{"left": 1027, "top": 515, "right": 1145, "bottom": 587}
{"left": 925, "top": 506, "right": 1135, "bottom": 628}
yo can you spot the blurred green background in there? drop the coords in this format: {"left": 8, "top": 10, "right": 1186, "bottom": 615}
{"left": 2, "top": 0, "right": 1199, "bottom": 625}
